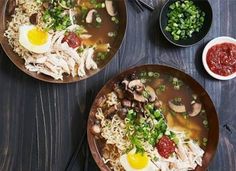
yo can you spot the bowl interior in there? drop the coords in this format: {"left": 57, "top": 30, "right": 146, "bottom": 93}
{"left": 87, "top": 65, "right": 219, "bottom": 171}
{"left": 0, "top": 0, "right": 127, "bottom": 83}
{"left": 160, "top": 0, "right": 213, "bottom": 47}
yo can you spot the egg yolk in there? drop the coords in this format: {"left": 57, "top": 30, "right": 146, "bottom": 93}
{"left": 127, "top": 152, "right": 148, "bottom": 169}
{"left": 27, "top": 28, "right": 48, "bottom": 46}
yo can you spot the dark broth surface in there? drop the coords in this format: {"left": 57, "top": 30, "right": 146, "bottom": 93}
{"left": 145, "top": 72, "right": 209, "bottom": 147}
{"left": 77, "top": 0, "right": 120, "bottom": 64}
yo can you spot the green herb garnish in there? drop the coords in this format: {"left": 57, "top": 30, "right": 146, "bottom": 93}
{"left": 96, "top": 52, "right": 108, "bottom": 61}
{"left": 139, "top": 71, "right": 160, "bottom": 83}
{"left": 126, "top": 104, "right": 174, "bottom": 152}
{"left": 165, "top": 0, "right": 205, "bottom": 40}
{"left": 43, "top": 5, "right": 71, "bottom": 31}
{"left": 157, "top": 85, "right": 166, "bottom": 93}
{"left": 170, "top": 77, "right": 183, "bottom": 90}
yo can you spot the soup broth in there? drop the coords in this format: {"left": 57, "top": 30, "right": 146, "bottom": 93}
{"left": 77, "top": 0, "right": 120, "bottom": 63}
{"left": 90, "top": 68, "right": 210, "bottom": 171}
{"left": 144, "top": 72, "right": 208, "bottom": 146}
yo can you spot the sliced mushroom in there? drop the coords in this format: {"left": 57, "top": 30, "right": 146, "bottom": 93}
{"left": 189, "top": 103, "right": 202, "bottom": 117}
{"left": 168, "top": 100, "right": 186, "bottom": 113}
{"left": 128, "top": 79, "right": 141, "bottom": 89}
{"left": 122, "top": 99, "right": 131, "bottom": 107}
{"left": 122, "top": 80, "right": 129, "bottom": 90}
{"left": 154, "top": 100, "right": 163, "bottom": 109}
{"left": 145, "top": 86, "right": 157, "bottom": 102}
{"left": 128, "top": 79, "right": 144, "bottom": 92}
{"left": 117, "top": 108, "right": 128, "bottom": 120}
{"left": 29, "top": 13, "right": 38, "bottom": 25}
{"left": 114, "top": 86, "right": 124, "bottom": 99}
{"left": 91, "top": 124, "right": 101, "bottom": 134}
{"left": 105, "top": 0, "right": 117, "bottom": 16}
{"left": 86, "top": 9, "right": 97, "bottom": 23}
{"left": 133, "top": 92, "right": 147, "bottom": 102}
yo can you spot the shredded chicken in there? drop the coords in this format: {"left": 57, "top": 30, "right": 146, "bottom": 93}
{"left": 24, "top": 25, "right": 98, "bottom": 80}
{"left": 4, "top": 0, "right": 102, "bottom": 81}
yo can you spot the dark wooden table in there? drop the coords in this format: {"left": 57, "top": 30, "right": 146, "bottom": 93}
{"left": 0, "top": 0, "right": 235, "bottom": 171}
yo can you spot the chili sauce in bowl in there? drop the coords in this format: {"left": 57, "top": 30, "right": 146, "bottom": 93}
{"left": 202, "top": 36, "right": 236, "bottom": 80}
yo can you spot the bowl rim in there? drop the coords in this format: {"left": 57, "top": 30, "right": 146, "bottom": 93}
{"left": 202, "top": 36, "right": 236, "bottom": 80}
{"left": 87, "top": 64, "right": 219, "bottom": 171}
{"left": 0, "top": 0, "right": 128, "bottom": 84}
{"left": 159, "top": 0, "right": 213, "bottom": 47}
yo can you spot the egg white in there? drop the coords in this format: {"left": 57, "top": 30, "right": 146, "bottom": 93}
{"left": 120, "top": 150, "right": 158, "bottom": 171}
{"left": 19, "top": 25, "right": 52, "bottom": 54}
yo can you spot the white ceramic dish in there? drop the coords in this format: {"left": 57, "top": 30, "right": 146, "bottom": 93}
{"left": 202, "top": 36, "right": 236, "bottom": 80}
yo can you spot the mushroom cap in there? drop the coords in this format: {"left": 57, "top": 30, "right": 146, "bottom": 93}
{"left": 29, "top": 13, "right": 38, "bottom": 25}
{"left": 86, "top": 9, "right": 97, "bottom": 23}
{"left": 121, "top": 99, "right": 132, "bottom": 107}
{"left": 133, "top": 92, "right": 147, "bottom": 102}
{"left": 122, "top": 80, "right": 129, "bottom": 90}
{"left": 117, "top": 108, "right": 128, "bottom": 120}
{"left": 128, "top": 79, "right": 144, "bottom": 92}
{"left": 168, "top": 100, "right": 186, "bottom": 113}
{"left": 189, "top": 103, "right": 202, "bottom": 117}
{"left": 91, "top": 124, "right": 101, "bottom": 134}
{"left": 105, "top": 0, "right": 117, "bottom": 16}
{"left": 154, "top": 100, "right": 163, "bottom": 109}
{"left": 145, "top": 86, "right": 157, "bottom": 102}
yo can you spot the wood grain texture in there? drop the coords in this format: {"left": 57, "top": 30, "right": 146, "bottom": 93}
{"left": 0, "top": 0, "right": 235, "bottom": 171}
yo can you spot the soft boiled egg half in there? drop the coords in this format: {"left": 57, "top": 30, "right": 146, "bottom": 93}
{"left": 19, "top": 25, "right": 52, "bottom": 54}
{"left": 120, "top": 149, "right": 158, "bottom": 171}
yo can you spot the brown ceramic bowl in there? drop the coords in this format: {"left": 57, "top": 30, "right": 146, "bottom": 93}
{"left": 0, "top": 0, "right": 127, "bottom": 83}
{"left": 87, "top": 64, "right": 219, "bottom": 171}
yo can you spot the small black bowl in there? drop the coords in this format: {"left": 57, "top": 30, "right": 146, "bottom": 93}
{"left": 159, "top": 0, "right": 213, "bottom": 47}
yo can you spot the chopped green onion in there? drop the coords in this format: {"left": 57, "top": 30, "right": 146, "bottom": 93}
{"left": 148, "top": 72, "right": 154, "bottom": 77}
{"left": 158, "top": 85, "right": 166, "bottom": 93}
{"left": 203, "top": 120, "right": 208, "bottom": 125}
{"left": 107, "top": 31, "right": 117, "bottom": 37}
{"left": 165, "top": 0, "right": 205, "bottom": 40}
{"left": 96, "top": 17, "right": 102, "bottom": 23}
{"left": 140, "top": 78, "right": 146, "bottom": 83}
